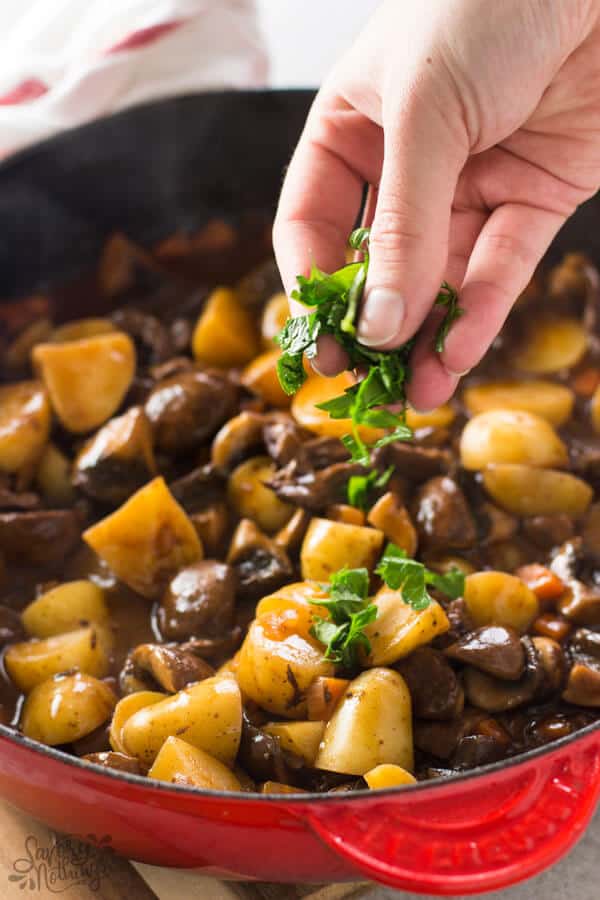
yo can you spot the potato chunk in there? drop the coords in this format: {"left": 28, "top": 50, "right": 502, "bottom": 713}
{"left": 22, "top": 580, "right": 109, "bottom": 638}
{"left": 109, "top": 690, "right": 167, "bottom": 754}
{"left": 192, "top": 287, "right": 259, "bottom": 368}
{"left": 83, "top": 477, "right": 203, "bottom": 598}
{"left": 292, "top": 372, "right": 383, "bottom": 440}
{"left": 33, "top": 332, "right": 136, "bottom": 432}
{"left": 460, "top": 410, "right": 567, "bottom": 470}
{"left": 463, "top": 380, "right": 574, "bottom": 426}
{"left": 51, "top": 318, "right": 115, "bottom": 343}
{"left": 121, "top": 675, "right": 242, "bottom": 767}
{"left": 464, "top": 572, "right": 539, "bottom": 633}
{"left": 237, "top": 615, "right": 334, "bottom": 718}
{"left": 148, "top": 736, "right": 241, "bottom": 791}
{"left": 263, "top": 721, "right": 326, "bottom": 766}
{"left": 367, "top": 492, "right": 417, "bottom": 556}
{"left": 364, "top": 764, "right": 417, "bottom": 789}
{"left": 364, "top": 586, "right": 450, "bottom": 666}
{"left": 0, "top": 380, "right": 51, "bottom": 473}
{"left": 512, "top": 316, "right": 587, "bottom": 373}
{"left": 227, "top": 456, "right": 293, "bottom": 534}
{"left": 21, "top": 673, "right": 117, "bottom": 745}
{"left": 300, "top": 518, "right": 384, "bottom": 581}
{"left": 482, "top": 464, "right": 593, "bottom": 517}
{"left": 241, "top": 349, "right": 291, "bottom": 408}
{"left": 5, "top": 625, "right": 112, "bottom": 693}
{"left": 315, "top": 668, "right": 414, "bottom": 775}
{"left": 35, "top": 443, "right": 75, "bottom": 506}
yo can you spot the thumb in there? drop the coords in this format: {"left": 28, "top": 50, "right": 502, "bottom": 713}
{"left": 357, "top": 90, "right": 467, "bottom": 349}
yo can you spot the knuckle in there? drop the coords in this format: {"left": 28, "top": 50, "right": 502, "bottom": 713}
{"left": 370, "top": 207, "right": 427, "bottom": 261}
{"left": 480, "top": 232, "right": 534, "bottom": 270}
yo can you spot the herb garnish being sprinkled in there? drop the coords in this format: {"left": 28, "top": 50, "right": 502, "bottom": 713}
{"left": 276, "top": 228, "right": 462, "bottom": 466}
{"left": 310, "top": 544, "right": 466, "bottom": 667}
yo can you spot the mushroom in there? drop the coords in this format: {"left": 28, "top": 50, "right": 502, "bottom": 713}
{"left": 169, "top": 465, "right": 226, "bottom": 513}
{"left": 111, "top": 308, "right": 173, "bottom": 366}
{"left": 451, "top": 734, "right": 508, "bottom": 768}
{"left": 262, "top": 417, "right": 307, "bottom": 467}
{"left": 267, "top": 460, "right": 366, "bottom": 512}
{"left": 463, "top": 637, "right": 545, "bottom": 712}
{"left": 444, "top": 626, "right": 526, "bottom": 681}
{"left": 521, "top": 514, "right": 575, "bottom": 550}
{"left": 397, "top": 647, "right": 464, "bottom": 720}
{"left": 145, "top": 369, "right": 237, "bottom": 455}
{"left": 562, "top": 659, "right": 600, "bottom": 707}
{"left": 73, "top": 406, "right": 156, "bottom": 505}
{"left": 119, "top": 643, "right": 214, "bottom": 695}
{"left": 236, "top": 712, "right": 305, "bottom": 787}
{"left": 411, "top": 476, "right": 477, "bottom": 551}
{"left": 226, "top": 519, "right": 293, "bottom": 602}
{"left": 0, "top": 510, "right": 80, "bottom": 566}
{"left": 157, "top": 561, "right": 236, "bottom": 643}
{"left": 374, "top": 441, "right": 452, "bottom": 483}
{"left": 570, "top": 628, "right": 600, "bottom": 661}
{"left": 211, "top": 411, "right": 265, "bottom": 472}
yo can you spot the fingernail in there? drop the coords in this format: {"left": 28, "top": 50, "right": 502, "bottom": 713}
{"left": 443, "top": 365, "right": 471, "bottom": 377}
{"left": 358, "top": 289, "right": 405, "bottom": 347}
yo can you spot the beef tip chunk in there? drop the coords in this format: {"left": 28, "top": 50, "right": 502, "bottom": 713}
{"left": 412, "top": 476, "right": 477, "bottom": 551}
{"left": 444, "top": 626, "right": 526, "bottom": 681}
{"left": 211, "top": 411, "right": 266, "bottom": 472}
{"left": 119, "top": 643, "right": 214, "bottom": 694}
{"left": 158, "top": 561, "right": 236, "bottom": 642}
{"left": 0, "top": 606, "right": 25, "bottom": 647}
{"left": 112, "top": 308, "right": 173, "bottom": 366}
{"left": 0, "top": 510, "right": 80, "bottom": 566}
{"left": 570, "top": 628, "right": 600, "bottom": 661}
{"left": 227, "top": 519, "right": 293, "bottom": 602}
{"left": 374, "top": 442, "right": 452, "bottom": 483}
{"left": 267, "top": 461, "right": 365, "bottom": 512}
{"left": 145, "top": 370, "right": 237, "bottom": 455}
{"left": 522, "top": 514, "right": 575, "bottom": 551}
{"left": 303, "top": 437, "right": 350, "bottom": 469}
{"left": 169, "top": 465, "right": 226, "bottom": 513}
{"left": 562, "top": 657, "right": 600, "bottom": 707}
{"left": 451, "top": 734, "right": 507, "bottom": 768}
{"left": 0, "top": 475, "right": 40, "bottom": 511}
{"left": 83, "top": 751, "right": 142, "bottom": 775}
{"left": 397, "top": 647, "right": 464, "bottom": 719}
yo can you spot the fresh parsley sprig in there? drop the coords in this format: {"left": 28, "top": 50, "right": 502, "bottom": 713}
{"left": 276, "top": 228, "right": 462, "bottom": 466}
{"left": 376, "top": 543, "right": 465, "bottom": 611}
{"left": 310, "top": 568, "right": 377, "bottom": 669}
{"left": 346, "top": 464, "right": 394, "bottom": 511}
{"left": 310, "top": 545, "right": 466, "bottom": 668}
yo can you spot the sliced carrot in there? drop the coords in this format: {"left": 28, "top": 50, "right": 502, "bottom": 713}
{"left": 306, "top": 676, "right": 350, "bottom": 722}
{"left": 515, "top": 564, "right": 565, "bottom": 603}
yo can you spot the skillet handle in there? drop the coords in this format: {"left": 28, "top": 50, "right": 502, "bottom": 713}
{"left": 304, "top": 737, "right": 600, "bottom": 895}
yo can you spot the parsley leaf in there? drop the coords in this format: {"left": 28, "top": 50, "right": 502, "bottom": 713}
{"left": 276, "top": 228, "right": 462, "bottom": 464}
{"left": 376, "top": 543, "right": 466, "bottom": 611}
{"left": 309, "top": 566, "right": 376, "bottom": 668}
{"left": 347, "top": 465, "right": 394, "bottom": 511}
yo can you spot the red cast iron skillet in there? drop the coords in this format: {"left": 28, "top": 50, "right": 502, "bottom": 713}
{"left": 0, "top": 90, "right": 599, "bottom": 895}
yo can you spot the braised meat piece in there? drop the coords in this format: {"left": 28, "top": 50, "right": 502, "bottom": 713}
{"left": 158, "top": 561, "right": 237, "bottom": 642}
{"left": 412, "top": 476, "right": 477, "bottom": 551}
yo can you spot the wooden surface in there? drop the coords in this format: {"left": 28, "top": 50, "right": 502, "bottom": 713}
{"left": 0, "top": 802, "right": 369, "bottom": 900}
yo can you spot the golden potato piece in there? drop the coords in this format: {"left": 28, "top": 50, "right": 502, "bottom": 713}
{"left": 241, "top": 349, "right": 291, "bottom": 408}
{"left": 460, "top": 409, "right": 568, "bottom": 470}
{"left": 405, "top": 405, "right": 455, "bottom": 430}
{"left": 192, "top": 287, "right": 259, "bottom": 368}
{"left": 227, "top": 456, "right": 293, "bottom": 534}
{"left": 367, "top": 492, "right": 418, "bottom": 556}
{"left": 5, "top": 625, "right": 112, "bottom": 693}
{"left": 33, "top": 332, "right": 136, "bottom": 433}
{"left": 364, "top": 586, "right": 450, "bottom": 666}
{"left": 51, "top": 318, "right": 115, "bottom": 343}
{"left": 121, "top": 675, "right": 242, "bottom": 767}
{"left": 109, "top": 690, "right": 167, "bottom": 754}
{"left": 292, "top": 372, "right": 383, "bottom": 441}
{"left": 21, "top": 672, "right": 117, "bottom": 746}
{"left": 148, "top": 736, "right": 241, "bottom": 791}
{"left": 237, "top": 616, "right": 334, "bottom": 718}
{"left": 22, "top": 580, "right": 109, "bottom": 638}
{"left": 463, "top": 380, "right": 574, "bottom": 426}
{"left": 300, "top": 518, "right": 384, "bottom": 581}
{"left": 512, "top": 316, "right": 587, "bottom": 373}
{"left": 0, "top": 380, "right": 51, "bottom": 474}
{"left": 482, "top": 464, "right": 593, "bottom": 517}
{"left": 463, "top": 571, "right": 539, "bottom": 633}
{"left": 591, "top": 384, "right": 600, "bottom": 433}
{"left": 261, "top": 292, "right": 289, "bottom": 348}
{"left": 263, "top": 721, "right": 326, "bottom": 766}
{"left": 364, "top": 764, "right": 417, "bottom": 789}
{"left": 35, "top": 443, "right": 75, "bottom": 506}
{"left": 83, "top": 476, "right": 203, "bottom": 598}
{"left": 315, "top": 668, "right": 413, "bottom": 776}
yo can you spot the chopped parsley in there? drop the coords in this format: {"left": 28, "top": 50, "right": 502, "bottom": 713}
{"left": 276, "top": 228, "right": 462, "bottom": 465}
{"left": 310, "top": 545, "right": 466, "bottom": 668}
{"left": 346, "top": 464, "right": 394, "bottom": 511}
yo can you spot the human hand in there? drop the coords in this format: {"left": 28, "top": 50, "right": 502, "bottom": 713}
{"left": 273, "top": 0, "right": 600, "bottom": 409}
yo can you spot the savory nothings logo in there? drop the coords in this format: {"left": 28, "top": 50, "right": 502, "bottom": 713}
{"left": 8, "top": 833, "right": 114, "bottom": 893}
